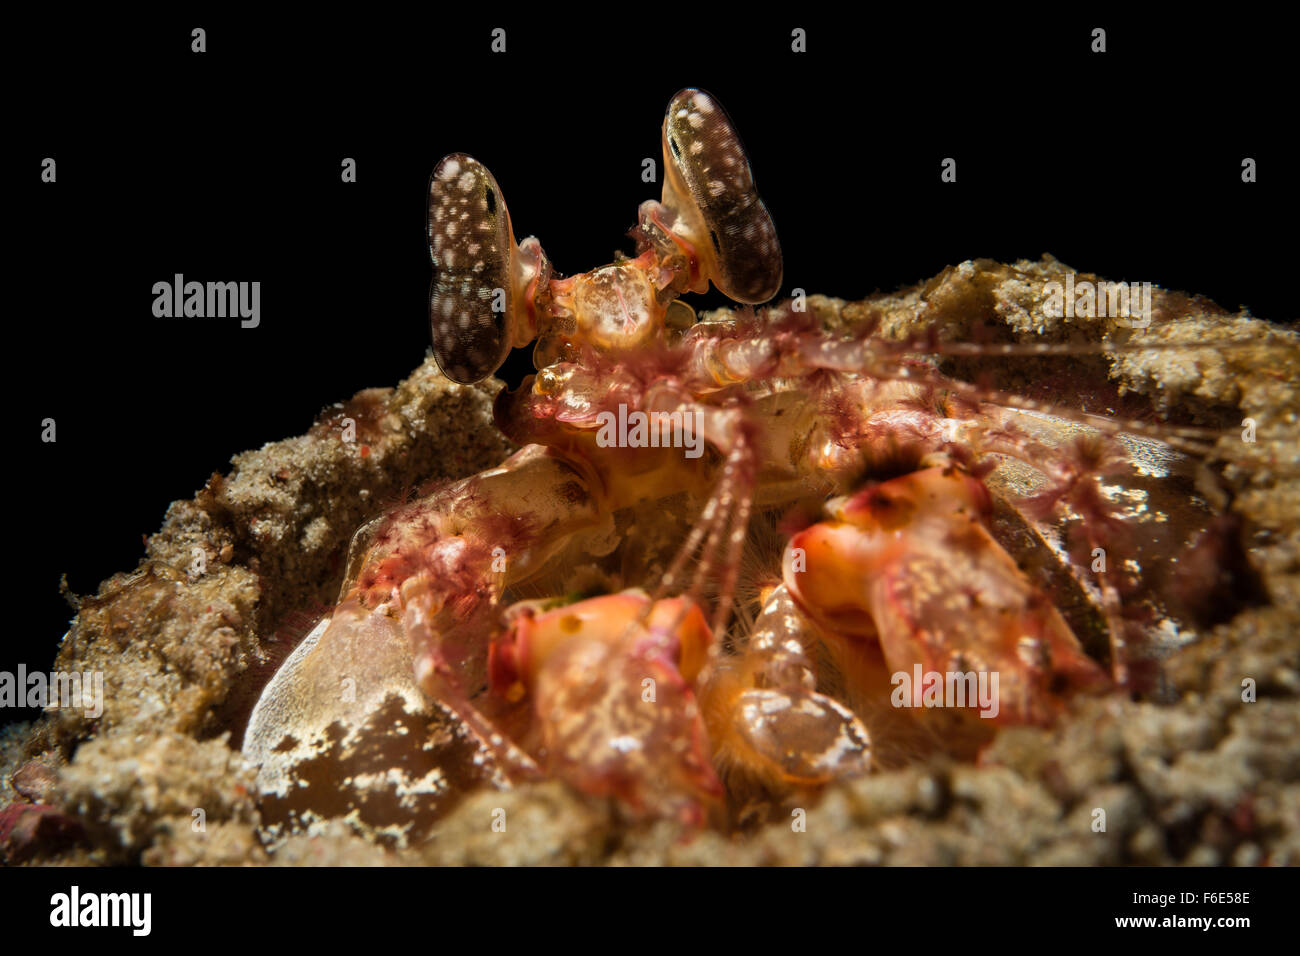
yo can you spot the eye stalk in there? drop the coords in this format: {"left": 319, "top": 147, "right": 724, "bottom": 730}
{"left": 427, "top": 154, "right": 549, "bottom": 384}
{"left": 428, "top": 89, "right": 781, "bottom": 384}
{"left": 659, "top": 88, "right": 783, "bottom": 304}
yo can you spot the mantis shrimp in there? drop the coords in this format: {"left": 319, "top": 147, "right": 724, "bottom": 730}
{"left": 244, "top": 88, "right": 1281, "bottom": 835}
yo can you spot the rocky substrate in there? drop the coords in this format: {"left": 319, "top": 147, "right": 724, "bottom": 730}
{"left": 4, "top": 256, "right": 1297, "bottom": 866}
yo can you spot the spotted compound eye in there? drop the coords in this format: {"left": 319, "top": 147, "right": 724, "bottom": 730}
{"left": 661, "top": 88, "right": 783, "bottom": 304}
{"left": 428, "top": 153, "right": 517, "bottom": 384}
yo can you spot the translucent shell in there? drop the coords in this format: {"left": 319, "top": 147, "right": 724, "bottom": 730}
{"left": 704, "top": 585, "right": 873, "bottom": 789}
{"left": 427, "top": 153, "right": 517, "bottom": 384}
{"left": 571, "top": 263, "right": 659, "bottom": 350}
{"left": 661, "top": 88, "right": 783, "bottom": 304}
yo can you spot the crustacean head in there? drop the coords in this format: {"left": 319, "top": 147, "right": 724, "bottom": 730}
{"left": 426, "top": 88, "right": 783, "bottom": 385}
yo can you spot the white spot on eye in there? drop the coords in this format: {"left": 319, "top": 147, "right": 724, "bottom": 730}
{"left": 692, "top": 94, "right": 715, "bottom": 113}
{"left": 708, "top": 180, "right": 726, "bottom": 197}
{"left": 442, "top": 297, "right": 455, "bottom": 317}
{"left": 688, "top": 111, "right": 704, "bottom": 129}
{"left": 458, "top": 313, "right": 471, "bottom": 330}
{"left": 689, "top": 140, "right": 704, "bottom": 155}
{"left": 676, "top": 108, "right": 689, "bottom": 119}
{"left": 460, "top": 211, "right": 470, "bottom": 221}
{"left": 443, "top": 249, "right": 455, "bottom": 268}
{"left": 447, "top": 222, "right": 458, "bottom": 237}
{"left": 467, "top": 242, "right": 481, "bottom": 255}
{"left": 440, "top": 159, "right": 461, "bottom": 180}
{"left": 610, "top": 735, "right": 642, "bottom": 753}
{"left": 457, "top": 171, "right": 476, "bottom": 192}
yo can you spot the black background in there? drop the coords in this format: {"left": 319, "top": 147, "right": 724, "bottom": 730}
{"left": 9, "top": 11, "right": 1294, "bottom": 725}
{"left": 0, "top": 863, "right": 1280, "bottom": 939}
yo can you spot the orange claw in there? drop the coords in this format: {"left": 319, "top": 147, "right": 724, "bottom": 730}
{"left": 785, "top": 466, "right": 1109, "bottom": 728}
{"left": 490, "top": 591, "right": 723, "bottom": 822}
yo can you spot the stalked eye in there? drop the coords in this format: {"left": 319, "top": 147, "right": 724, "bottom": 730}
{"left": 660, "top": 88, "right": 783, "bottom": 305}
{"left": 428, "top": 153, "right": 518, "bottom": 384}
